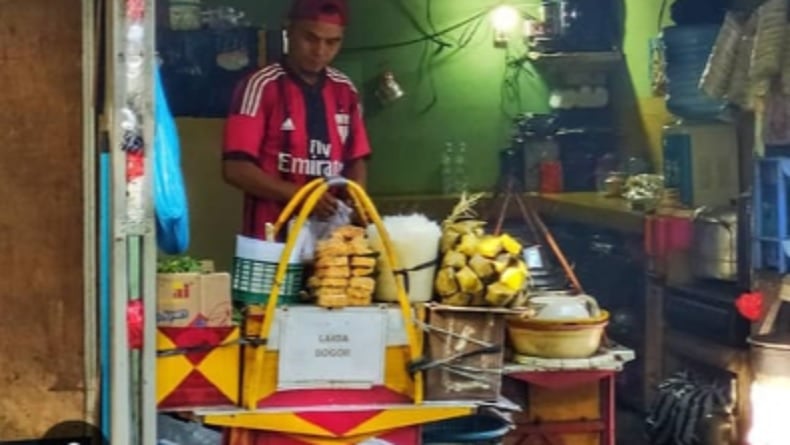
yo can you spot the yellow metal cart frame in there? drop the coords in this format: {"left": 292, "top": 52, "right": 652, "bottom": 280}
{"left": 201, "top": 177, "right": 477, "bottom": 443}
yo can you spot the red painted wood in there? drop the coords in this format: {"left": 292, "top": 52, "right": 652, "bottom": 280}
{"left": 508, "top": 370, "right": 613, "bottom": 389}
{"left": 295, "top": 410, "right": 383, "bottom": 436}
{"left": 158, "top": 326, "right": 238, "bottom": 409}
{"left": 258, "top": 386, "right": 410, "bottom": 408}
{"left": 159, "top": 370, "right": 235, "bottom": 409}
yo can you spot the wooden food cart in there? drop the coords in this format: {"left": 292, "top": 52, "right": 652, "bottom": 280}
{"left": 175, "top": 178, "right": 481, "bottom": 444}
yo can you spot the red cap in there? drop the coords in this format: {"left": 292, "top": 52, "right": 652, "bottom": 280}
{"left": 289, "top": 0, "right": 348, "bottom": 26}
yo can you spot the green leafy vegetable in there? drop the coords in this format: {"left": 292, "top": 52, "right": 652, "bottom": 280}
{"left": 157, "top": 256, "right": 203, "bottom": 274}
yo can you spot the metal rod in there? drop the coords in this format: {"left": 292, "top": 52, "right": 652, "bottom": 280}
{"left": 517, "top": 195, "right": 585, "bottom": 294}
{"left": 99, "top": 152, "right": 111, "bottom": 437}
{"left": 140, "top": 0, "right": 158, "bottom": 441}
{"left": 108, "top": 0, "right": 132, "bottom": 442}
{"left": 81, "top": 0, "right": 99, "bottom": 431}
{"left": 129, "top": 238, "right": 141, "bottom": 443}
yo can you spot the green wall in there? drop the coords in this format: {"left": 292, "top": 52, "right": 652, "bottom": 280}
{"left": 202, "top": 0, "right": 549, "bottom": 195}
{"left": 614, "top": 0, "right": 675, "bottom": 168}
{"left": 622, "top": 0, "right": 673, "bottom": 97}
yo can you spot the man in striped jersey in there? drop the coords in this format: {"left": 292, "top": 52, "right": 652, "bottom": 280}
{"left": 222, "top": 0, "right": 371, "bottom": 240}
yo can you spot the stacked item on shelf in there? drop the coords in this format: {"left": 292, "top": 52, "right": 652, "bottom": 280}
{"left": 722, "top": 1, "right": 790, "bottom": 275}
{"left": 663, "top": 23, "right": 729, "bottom": 120}
{"left": 761, "top": 90, "right": 790, "bottom": 275}
{"left": 753, "top": 158, "right": 790, "bottom": 273}
{"left": 696, "top": 0, "right": 789, "bottom": 112}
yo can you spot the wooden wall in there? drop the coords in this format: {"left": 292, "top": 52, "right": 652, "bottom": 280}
{"left": 0, "top": 0, "right": 87, "bottom": 439}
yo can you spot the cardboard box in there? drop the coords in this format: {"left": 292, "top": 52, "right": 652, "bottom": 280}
{"left": 424, "top": 305, "right": 506, "bottom": 402}
{"left": 157, "top": 270, "right": 232, "bottom": 328}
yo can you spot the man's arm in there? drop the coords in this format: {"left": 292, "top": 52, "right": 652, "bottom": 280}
{"left": 343, "top": 92, "right": 371, "bottom": 189}
{"left": 222, "top": 160, "right": 297, "bottom": 203}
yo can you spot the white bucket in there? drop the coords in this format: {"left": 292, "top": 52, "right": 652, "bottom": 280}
{"left": 235, "top": 234, "right": 300, "bottom": 264}
{"left": 367, "top": 215, "right": 441, "bottom": 303}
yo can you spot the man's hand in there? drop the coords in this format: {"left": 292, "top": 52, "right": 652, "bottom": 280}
{"left": 312, "top": 192, "right": 339, "bottom": 220}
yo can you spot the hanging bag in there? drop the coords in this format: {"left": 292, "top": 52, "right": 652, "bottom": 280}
{"left": 154, "top": 65, "right": 190, "bottom": 254}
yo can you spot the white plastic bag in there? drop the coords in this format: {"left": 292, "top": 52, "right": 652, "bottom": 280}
{"left": 290, "top": 200, "right": 354, "bottom": 262}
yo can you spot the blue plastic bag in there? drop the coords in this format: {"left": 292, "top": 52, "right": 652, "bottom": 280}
{"left": 154, "top": 66, "right": 190, "bottom": 254}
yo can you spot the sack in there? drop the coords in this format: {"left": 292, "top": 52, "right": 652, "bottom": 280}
{"left": 154, "top": 65, "right": 190, "bottom": 254}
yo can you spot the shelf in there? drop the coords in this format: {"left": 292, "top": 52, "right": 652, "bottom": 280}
{"left": 526, "top": 51, "right": 623, "bottom": 71}
{"left": 372, "top": 192, "right": 644, "bottom": 234}
{"left": 528, "top": 51, "right": 622, "bottom": 62}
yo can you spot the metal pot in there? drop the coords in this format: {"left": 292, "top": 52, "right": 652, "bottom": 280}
{"left": 691, "top": 206, "right": 738, "bottom": 281}
{"left": 749, "top": 333, "right": 790, "bottom": 380}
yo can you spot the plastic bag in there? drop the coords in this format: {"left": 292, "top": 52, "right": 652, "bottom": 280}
{"left": 154, "top": 65, "right": 190, "bottom": 254}
{"left": 290, "top": 200, "right": 354, "bottom": 262}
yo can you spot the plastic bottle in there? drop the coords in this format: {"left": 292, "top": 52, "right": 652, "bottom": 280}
{"left": 538, "top": 137, "right": 563, "bottom": 194}
{"left": 624, "top": 156, "right": 650, "bottom": 176}
{"left": 455, "top": 141, "right": 469, "bottom": 193}
{"left": 441, "top": 142, "right": 456, "bottom": 194}
{"left": 595, "top": 153, "right": 619, "bottom": 193}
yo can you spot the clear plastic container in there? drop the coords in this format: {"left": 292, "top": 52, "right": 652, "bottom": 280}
{"left": 537, "top": 138, "right": 562, "bottom": 193}
{"left": 624, "top": 156, "right": 650, "bottom": 176}
{"left": 455, "top": 141, "right": 469, "bottom": 193}
{"left": 595, "top": 153, "right": 619, "bottom": 192}
{"left": 441, "top": 142, "right": 455, "bottom": 194}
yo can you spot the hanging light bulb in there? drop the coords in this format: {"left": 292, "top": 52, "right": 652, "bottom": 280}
{"left": 490, "top": 5, "right": 520, "bottom": 47}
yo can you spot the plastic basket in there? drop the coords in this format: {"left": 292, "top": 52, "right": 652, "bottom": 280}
{"left": 422, "top": 415, "right": 510, "bottom": 444}
{"left": 231, "top": 257, "right": 304, "bottom": 306}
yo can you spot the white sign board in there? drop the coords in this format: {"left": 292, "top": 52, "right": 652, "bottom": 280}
{"left": 277, "top": 308, "right": 388, "bottom": 390}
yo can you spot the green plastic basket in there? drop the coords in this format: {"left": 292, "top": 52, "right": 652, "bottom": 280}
{"left": 231, "top": 256, "right": 305, "bottom": 306}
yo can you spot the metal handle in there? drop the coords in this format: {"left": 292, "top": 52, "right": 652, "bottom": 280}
{"left": 325, "top": 176, "right": 348, "bottom": 187}
{"left": 579, "top": 294, "right": 602, "bottom": 318}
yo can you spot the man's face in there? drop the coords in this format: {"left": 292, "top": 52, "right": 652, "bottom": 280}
{"left": 288, "top": 19, "right": 344, "bottom": 74}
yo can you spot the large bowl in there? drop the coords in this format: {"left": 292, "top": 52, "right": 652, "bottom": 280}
{"left": 506, "top": 311, "right": 609, "bottom": 358}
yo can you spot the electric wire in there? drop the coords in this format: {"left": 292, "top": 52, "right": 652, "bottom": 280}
{"left": 343, "top": 2, "right": 534, "bottom": 116}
